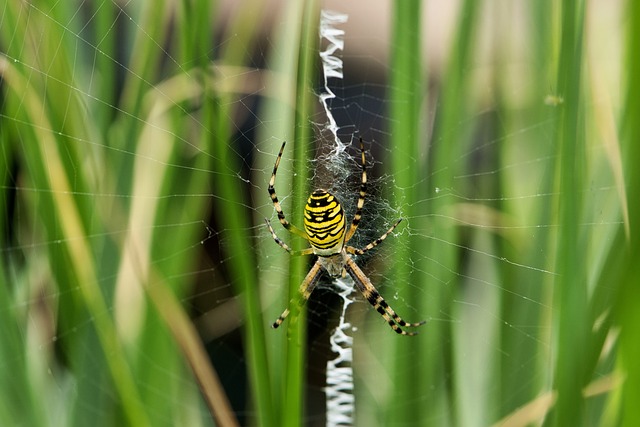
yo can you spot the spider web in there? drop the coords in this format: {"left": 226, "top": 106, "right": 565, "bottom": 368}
{"left": 0, "top": 1, "right": 624, "bottom": 426}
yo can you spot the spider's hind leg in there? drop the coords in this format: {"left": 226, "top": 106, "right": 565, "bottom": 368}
{"left": 272, "top": 260, "right": 324, "bottom": 329}
{"left": 345, "top": 257, "right": 425, "bottom": 335}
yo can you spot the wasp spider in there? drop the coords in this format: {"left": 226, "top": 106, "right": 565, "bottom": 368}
{"left": 265, "top": 138, "right": 425, "bottom": 335}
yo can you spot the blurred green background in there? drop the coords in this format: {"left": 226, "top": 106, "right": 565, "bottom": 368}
{"left": 1, "top": 0, "right": 637, "bottom": 426}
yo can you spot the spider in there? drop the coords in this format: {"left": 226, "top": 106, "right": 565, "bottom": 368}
{"left": 264, "top": 138, "right": 425, "bottom": 335}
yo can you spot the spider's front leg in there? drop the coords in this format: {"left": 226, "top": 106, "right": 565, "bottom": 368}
{"left": 268, "top": 141, "right": 307, "bottom": 239}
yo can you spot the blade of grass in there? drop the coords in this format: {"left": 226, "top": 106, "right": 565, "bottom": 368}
{"left": 145, "top": 270, "right": 240, "bottom": 427}
{"left": 0, "top": 200, "right": 46, "bottom": 426}
{"left": 209, "top": 9, "right": 275, "bottom": 426}
{"left": 253, "top": 2, "right": 305, "bottom": 418}
{"left": 87, "top": 0, "right": 119, "bottom": 133}
{"left": 282, "top": 2, "right": 319, "bottom": 426}
{"left": 392, "top": 0, "right": 480, "bottom": 424}
{"left": 547, "top": 1, "right": 588, "bottom": 425}
{"left": 209, "top": 97, "right": 274, "bottom": 427}
{"left": 110, "top": 0, "right": 174, "bottom": 206}
{"left": 434, "top": 0, "right": 481, "bottom": 423}
{"left": 3, "top": 4, "right": 150, "bottom": 424}
{"left": 497, "top": 0, "right": 557, "bottom": 419}
{"left": 388, "top": 0, "right": 428, "bottom": 425}
{"left": 0, "top": 56, "right": 151, "bottom": 427}
{"left": 137, "top": 2, "right": 219, "bottom": 421}
{"left": 616, "top": 0, "right": 640, "bottom": 425}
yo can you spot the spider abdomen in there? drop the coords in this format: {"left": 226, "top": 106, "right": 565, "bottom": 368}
{"left": 304, "top": 190, "right": 346, "bottom": 254}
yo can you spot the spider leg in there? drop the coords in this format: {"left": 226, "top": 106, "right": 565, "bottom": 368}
{"left": 346, "top": 218, "right": 403, "bottom": 256}
{"left": 345, "top": 256, "right": 425, "bottom": 335}
{"left": 269, "top": 141, "right": 307, "bottom": 239}
{"left": 272, "top": 260, "right": 324, "bottom": 329}
{"left": 344, "top": 137, "right": 367, "bottom": 243}
{"left": 265, "top": 219, "right": 314, "bottom": 256}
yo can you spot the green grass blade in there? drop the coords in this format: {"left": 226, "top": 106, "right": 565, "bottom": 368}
{"left": 253, "top": 4, "right": 306, "bottom": 422}
{"left": 209, "top": 8, "right": 275, "bottom": 425}
{"left": 388, "top": 0, "right": 427, "bottom": 425}
{"left": 0, "top": 55, "right": 151, "bottom": 427}
{"left": 549, "top": 1, "right": 588, "bottom": 425}
{"left": 281, "top": 2, "right": 320, "bottom": 427}
{"left": 616, "top": 0, "right": 640, "bottom": 425}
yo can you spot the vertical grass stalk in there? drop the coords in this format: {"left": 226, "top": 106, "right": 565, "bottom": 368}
{"left": 281, "top": 2, "right": 320, "bottom": 426}
{"left": 388, "top": 0, "right": 425, "bottom": 424}
{"left": 210, "top": 11, "right": 275, "bottom": 426}
{"left": 549, "top": 1, "right": 588, "bottom": 425}
{"left": 617, "top": 0, "right": 640, "bottom": 424}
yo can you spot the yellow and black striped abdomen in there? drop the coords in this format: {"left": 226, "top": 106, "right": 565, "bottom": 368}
{"left": 304, "top": 190, "right": 346, "bottom": 254}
